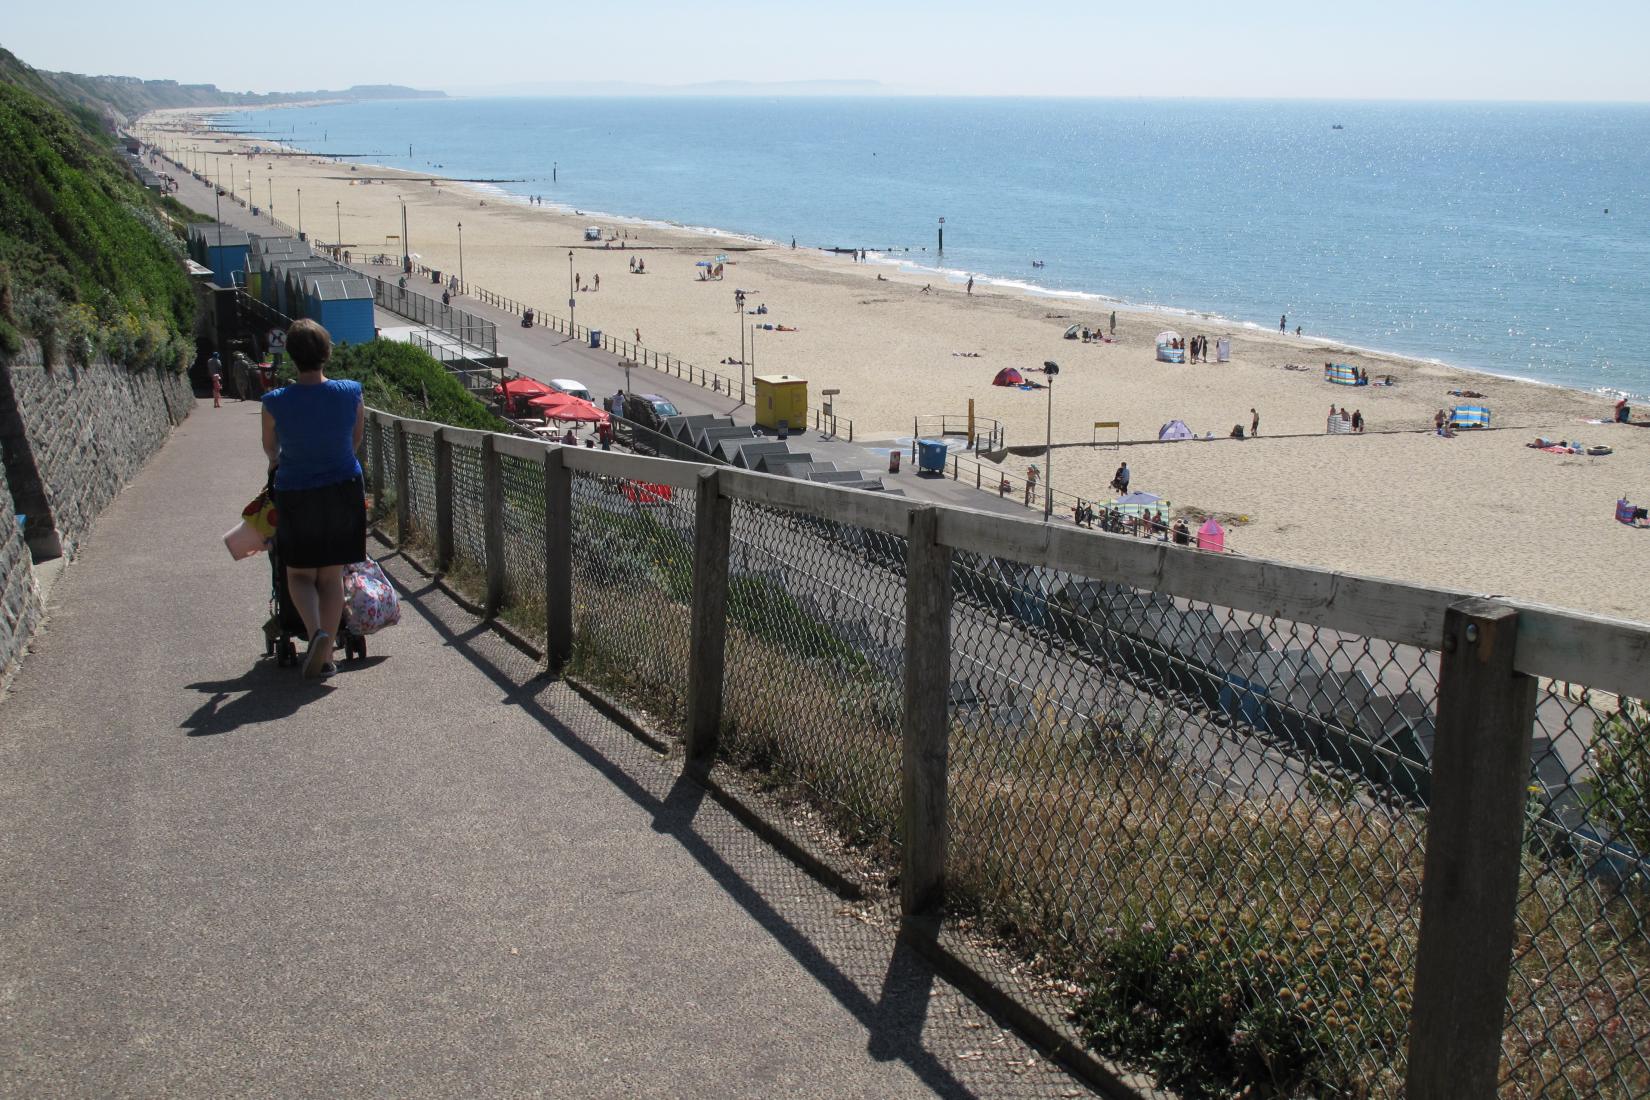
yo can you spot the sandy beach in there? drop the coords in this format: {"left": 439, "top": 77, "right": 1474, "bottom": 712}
{"left": 138, "top": 110, "right": 1650, "bottom": 622}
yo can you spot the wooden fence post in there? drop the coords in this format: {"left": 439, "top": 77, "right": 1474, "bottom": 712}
{"left": 393, "top": 419, "right": 411, "bottom": 546}
{"left": 368, "top": 412, "right": 385, "bottom": 514}
{"left": 1406, "top": 599, "right": 1537, "bottom": 1099}
{"left": 901, "top": 504, "right": 953, "bottom": 920}
{"left": 433, "top": 428, "right": 454, "bottom": 570}
{"left": 481, "top": 433, "right": 505, "bottom": 616}
{"left": 543, "top": 447, "right": 573, "bottom": 668}
{"left": 683, "top": 468, "right": 732, "bottom": 782}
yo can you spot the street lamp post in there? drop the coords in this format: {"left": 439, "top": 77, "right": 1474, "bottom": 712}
{"left": 568, "top": 250, "right": 576, "bottom": 337}
{"left": 267, "top": 175, "right": 274, "bottom": 224}
{"left": 457, "top": 221, "right": 464, "bottom": 295}
{"left": 335, "top": 201, "right": 341, "bottom": 254}
{"left": 1042, "top": 361, "right": 1060, "bottom": 521}
{"left": 296, "top": 188, "right": 302, "bottom": 237}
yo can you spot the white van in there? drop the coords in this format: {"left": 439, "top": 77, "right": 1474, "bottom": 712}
{"left": 549, "top": 378, "right": 593, "bottom": 403}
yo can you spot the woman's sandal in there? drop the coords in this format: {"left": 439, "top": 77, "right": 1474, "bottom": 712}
{"left": 303, "top": 631, "right": 333, "bottom": 678}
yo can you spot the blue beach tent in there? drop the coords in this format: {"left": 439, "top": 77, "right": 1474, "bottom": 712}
{"left": 1449, "top": 405, "right": 1491, "bottom": 429}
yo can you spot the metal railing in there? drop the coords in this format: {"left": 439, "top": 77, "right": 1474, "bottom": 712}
{"left": 914, "top": 413, "right": 1004, "bottom": 452}
{"left": 363, "top": 274, "right": 497, "bottom": 356}
{"left": 363, "top": 404, "right": 1650, "bottom": 1100}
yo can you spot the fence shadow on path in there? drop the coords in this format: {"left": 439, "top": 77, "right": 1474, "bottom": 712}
{"left": 377, "top": 544, "right": 1086, "bottom": 1099}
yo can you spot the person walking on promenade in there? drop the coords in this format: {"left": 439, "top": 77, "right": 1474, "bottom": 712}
{"left": 260, "top": 319, "right": 366, "bottom": 680}
{"left": 208, "top": 352, "right": 223, "bottom": 408}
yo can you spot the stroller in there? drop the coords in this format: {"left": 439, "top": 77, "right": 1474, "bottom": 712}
{"left": 263, "top": 537, "right": 367, "bottom": 667}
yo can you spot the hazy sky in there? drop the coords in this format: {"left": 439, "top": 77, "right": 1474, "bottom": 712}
{"left": 8, "top": 0, "right": 1649, "bottom": 101}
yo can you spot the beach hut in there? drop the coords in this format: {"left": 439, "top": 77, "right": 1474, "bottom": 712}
{"left": 1156, "top": 332, "right": 1185, "bottom": 363}
{"left": 1325, "top": 363, "right": 1361, "bottom": 386}
{"left": 304, "top": 274, "right": 375, "bottom": 345}
{"left": 1216, "top": 337, "right": 1231, "bottom": 362}
{"left": 992, "top": 367, "right": 1025, "bottom": 387}
{"left": 1449, "top": 404, "right": 1491, "bottom": 429}
{"left": 1158, "top": 419, "right": 1194, "bottom": 441}
{"left": 754, "top": 374, "right": 808, "bottom": 431}
{"left": 1197, "top": 518, "right": 1226, "bottom": 552}
{"left": 187, "top": 223, "right": 251, "bottom": 287}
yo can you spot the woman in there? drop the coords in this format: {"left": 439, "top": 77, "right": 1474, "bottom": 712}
{"left": 260, "top": 319, "right": 365, "bottom": 678}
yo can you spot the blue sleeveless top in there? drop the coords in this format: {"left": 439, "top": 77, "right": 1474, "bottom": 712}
{"left": 262, "top": 379, "right": 364, "bottom": 491}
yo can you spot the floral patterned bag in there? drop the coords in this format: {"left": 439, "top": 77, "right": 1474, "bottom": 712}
{"left": 342, "top": 558, "right": 400, "bottom": 635}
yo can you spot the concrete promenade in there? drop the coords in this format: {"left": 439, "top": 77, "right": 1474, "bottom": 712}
{"left": 0, "top": 398, "right": 1090, "bottom": 1098}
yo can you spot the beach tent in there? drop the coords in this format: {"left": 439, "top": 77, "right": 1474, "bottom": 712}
{"left": 1325, "top": 363, "right": 1361, "bottom": 386}
{"left": 1449, "top": 404, "right": 1491, "bottom": 429}
{"left": 1156, "top": 332, "right": 1185, "bottom": 364}
{"left": 1064, "top": 324, "right": 1081, "bottom": 340}
{"left": 1197, "top": 518, "right": 1226, "bottom": 553}
{"left": 1158, "top": 419, "right": 1194, "bottom": 441}
{"left": 528, "top": 393, "right": 609, "bottom": 423}
{"left": 992, "top": 367, "right": 1025, "bottom": 387}
{"left": 1216, "top": 337, "right": 1231, "bottom": 363}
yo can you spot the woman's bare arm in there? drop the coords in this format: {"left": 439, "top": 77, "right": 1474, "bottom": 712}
{"left": 262, "top": 407, "right": 280, "bottom": 470}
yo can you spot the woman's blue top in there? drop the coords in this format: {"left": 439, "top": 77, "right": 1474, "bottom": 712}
{"left": 263, "top": 378, "right": 364, "bottom": 491}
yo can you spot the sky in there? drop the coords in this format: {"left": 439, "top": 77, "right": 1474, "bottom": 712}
{"left": 6, "top": 0, "right": 1649, "bottom": 101}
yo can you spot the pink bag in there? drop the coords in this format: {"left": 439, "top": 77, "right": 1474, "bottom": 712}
{"left": 342, "top": 559, "right": 400, "bottom": 635}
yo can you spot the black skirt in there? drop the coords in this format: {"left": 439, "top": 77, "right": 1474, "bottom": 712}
{"left": 275, "top": 477, "right": 366, "bottom": 568}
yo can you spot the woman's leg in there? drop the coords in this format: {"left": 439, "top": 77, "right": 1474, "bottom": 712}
{"left": 286, "top": 565, "right": 322, "bottom": 639}
{"left": 315, "top": 566, "right": 345, "bottom": 659}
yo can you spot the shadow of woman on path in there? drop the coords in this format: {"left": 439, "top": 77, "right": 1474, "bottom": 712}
{"left": 181, "top": 657, "right": 388, "bottom": 737}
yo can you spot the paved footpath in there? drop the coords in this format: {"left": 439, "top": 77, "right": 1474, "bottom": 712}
{"left": 0, "top": 398, "right": 1090, "bottom": 1098}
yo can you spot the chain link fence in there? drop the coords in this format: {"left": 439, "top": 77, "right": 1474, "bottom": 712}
{"left": 359, "top": 409, "right": 1650, "bottom": 1099}
{"left": 365, "top": 274, "right": 497, "bottom": 355}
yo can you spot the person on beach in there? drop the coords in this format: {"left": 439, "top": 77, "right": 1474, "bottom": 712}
{"left": 1109, "top": 311, "right": 1116, "bottom": 335}
{"left": 1251, "top": 408, "right": 1260, "bottom": 437}
{"left": 1352, "top": 409, "right": 1365, "bottom": 433}
{"left": 966, "top": 275, "right": 975, "bottom": 296}
{"left": 635, "top": 328, "right": 642, "bottom": 344}
{"left": 1111, "top": 462, "right": 1130, "bottom": 494}
{"left": 1280, "top": 314, "right": 1287, "bottom": 333}
{"left": 260, "top": 320, "right": 366, "bottom": 680}
{"left": 594, "top": 274, "right": 600, "bottom": 291}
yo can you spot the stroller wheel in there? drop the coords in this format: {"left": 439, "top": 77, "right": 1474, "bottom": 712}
{"left": 348, "top": 635, "right": 366, "bottom": 661}
{"left": 278, "top": 638, "right": 298, "bottom": 667}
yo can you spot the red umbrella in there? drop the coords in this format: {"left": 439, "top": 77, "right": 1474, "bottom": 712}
{"left": 494, "top": 377, "right": 553, "bottom": 398}
{"left": 528, "top": 392, "right": 610, "bottom": 423}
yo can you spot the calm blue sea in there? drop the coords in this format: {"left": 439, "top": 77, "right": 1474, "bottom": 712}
{"left": 222, "top": 97, "right": 1650, "bottom": 399}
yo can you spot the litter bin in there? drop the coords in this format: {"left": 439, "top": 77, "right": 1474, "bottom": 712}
{"left": 916, "top": 438, "right": 947, "bottom": 475}
{"left": 888, "top": 449, "right": 901, "bottom": 474}
{"left": 589, "top": 329, "right": 602, "bottom": 349}
{"left": 777, "top": 418, "right": 789, "bottom": 441}
{"left": 431, "top": 270, "right": 441, "bottom": 284}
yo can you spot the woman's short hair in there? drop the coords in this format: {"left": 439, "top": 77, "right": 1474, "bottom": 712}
{"left": 285, "top": 319, "right": 332, "bottom": 372}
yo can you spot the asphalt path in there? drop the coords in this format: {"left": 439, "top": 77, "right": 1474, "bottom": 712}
{"left": 0, "top": 397, "right": 1092, "bottom": 1098}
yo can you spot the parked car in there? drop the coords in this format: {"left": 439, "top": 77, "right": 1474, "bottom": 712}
{"left": 548, "top": 378, "right": 593, "bottom": 403}
{"left": 624, "top": 393, "right": 681, "bottom": 433}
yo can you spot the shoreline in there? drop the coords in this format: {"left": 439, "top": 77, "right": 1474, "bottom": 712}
{"left": 194, "top": 102, "right": 1635, "bottom": 405}
{"left": 138, "top": 107, "right": 1650, "bottom": 622}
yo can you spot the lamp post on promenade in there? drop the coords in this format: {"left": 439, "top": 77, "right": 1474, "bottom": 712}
{"left": 296, "top": 188, "right": 302, "bottom": 237}
{"left": 568, "top": 250, "right": 576, "bottom": 337}
{"left": 1042, "top": 360, "right": 1059, "bottom": 521}
{"left": 457, "top": 221, "right": 464, "bottom": 295}
{"left": 335, "top": 201, "right": 342, "bottom": 255}
{"left": 267, "top": 174, "right": 274, "bottom": 225}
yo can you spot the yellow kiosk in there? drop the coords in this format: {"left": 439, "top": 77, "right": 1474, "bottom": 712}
{"left": 754, "top": 374, "right": 808, "bottom": 432}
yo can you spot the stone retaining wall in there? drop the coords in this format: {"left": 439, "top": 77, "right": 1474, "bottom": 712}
{"left": 0, "top": 472, "right": 42, "bottom": 695}
{"left": 0, "top": 345, "right": 192, "bottom": 691}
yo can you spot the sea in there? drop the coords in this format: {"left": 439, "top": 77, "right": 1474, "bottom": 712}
{"left": 219, "top": 97, "right": 1650, "bottom": 400}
